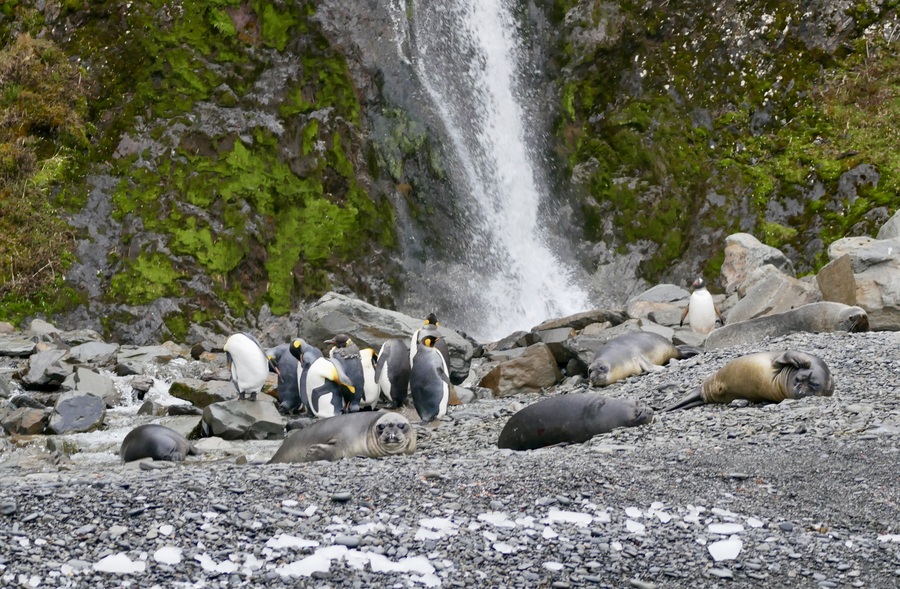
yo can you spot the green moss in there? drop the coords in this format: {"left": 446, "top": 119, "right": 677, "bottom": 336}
{"left": 163, "top": 312, "right": 190, "bottom": 341}
{"left": 108, "top": 252, "right": 184, "bottom": 305}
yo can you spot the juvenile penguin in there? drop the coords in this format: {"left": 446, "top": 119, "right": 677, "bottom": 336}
{"left": 409, "top": 312, "right": 441, "bottom": 366}
{"left": 120, "top": 424, "right": 201, "bottom": 462}
{"left": 410, "top": 335, "right": 452, "bottom": 423}
{"left": 376, "top": 338, "right": 411, "bottom": 407}
{"left": 680, "top": 277, "right": 723, "bottom": 334}
{"left": 302, "top": 357, "right": 357, "bottom": 418}
{"left": 327, "top": 333, "right": 365, "bottom": 412}
{"left": 663, "top": 350, "right": 835, "bottom": 411}
{"left": 267, "top": 344, "right": 301, "bottom": 413}
{"left": 589, "top": 331, "right": 702, "bottom": 387}
{"left": 358, "top": 348, "right": 380, "bottom": 410}
{"left": 224, "top": 333, "right": 279, "bottom": 401}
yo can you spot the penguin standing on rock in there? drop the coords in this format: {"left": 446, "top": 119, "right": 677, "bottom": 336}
{"left": 326, "top": 333, "right": 365, "bottom": 412}
{"left": 410, "top": 335, "right": 452, "bottom": 423}
{"left": 680, "top": 277, "right": 723, "bottom": 334}
{"left": 224, "top": 333, "right": 279, "bottom": 401}
{"left": 302, "top": 357, "right": 356, "bottom": 418}
{"left": 376, "top": 338, "right": 411, "bottom": 408}
{"left": 358, "top": 348, "right": 380, "bottom": 410}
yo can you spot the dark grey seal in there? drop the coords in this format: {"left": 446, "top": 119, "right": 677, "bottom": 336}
{"left": 119, "top": 424, "right": 201, "bottom": 462}
{"left": 497, "top": 393, "right": 654, "bottom": 451}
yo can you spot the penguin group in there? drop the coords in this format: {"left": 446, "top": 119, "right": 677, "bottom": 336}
{"left": 225, "top": 311, "right": 454, "bottom": 425}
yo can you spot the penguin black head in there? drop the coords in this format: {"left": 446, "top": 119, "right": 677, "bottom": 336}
{"left": 691, "top": 277, "right": 706, "bottom": 290}
{"left": 424, "top": 312, "right": 439, "bottom": 326}
{"left": 422, "top": 335, "right": 442, "bottom": 348}
{"left": 326, "top": 333, "right": 353, "bottom": 348}
{"left": 289, "top": 338, "right": 306, "bottom": 361}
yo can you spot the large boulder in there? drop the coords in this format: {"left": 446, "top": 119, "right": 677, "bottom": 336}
{"left": 826, "top": 236, "right": 900, "bottom": 330}
{"left": 625, "top": 284, "right": 690, "bottom": 321}
{"left": 69, "top": 341, "right": 120, "bottom": 367}
{"left": 201, "top": 398, "right": 284, "bottom": 441}
{"left": 721, "top": 233, "right": 795, "bottom": 295}
{"left": 48, "top": 391, "right": 106, "bottom": 434}
{"left": 478, "top": 343, "right": 562, "bottom": 398}
{"left": 816, "top": 254, "right": 857, "bottom": 306}
{"left": 725, "top": 265, "right": 820, "bottom": 324}
{"left": 298, "top": 292, "right": 474, "bottom": 384}
{"left": 876, "top": 209, "right": 900, "bottom": 239}
{"left": 22, "top": 348, "right": 73, "bottom": 389}
{"left": 0, "top": 336, "right": 36, "bottom": 357}
{"left": 1, "top": 407, "right": 50, "bottom": 435}
{"left": 116, "top": 345, "right": 175, "bottom": 365}
{"left": 169, "top": 379, "right": 239, "bottom": 408}
{"left": 531, "top": 308, "right": 628, "bottom": 332}
{"left": 61, "top": 368, "right": 120, "bottom": 408}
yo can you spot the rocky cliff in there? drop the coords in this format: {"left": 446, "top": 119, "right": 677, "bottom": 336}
{"left": 0, "top": 0, "right": 897, "bottom": 343}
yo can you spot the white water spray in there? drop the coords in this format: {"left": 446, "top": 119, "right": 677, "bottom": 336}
{"left": 390, "top": 0, "right": 591, "bottom": 340}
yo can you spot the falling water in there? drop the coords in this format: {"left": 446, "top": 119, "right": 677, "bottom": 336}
{"left": 389, "top": 0, "right": 591, "bottom": 340}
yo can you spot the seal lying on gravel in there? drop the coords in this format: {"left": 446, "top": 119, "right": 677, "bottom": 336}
{"left": 497, "top": 393, "right": 654, "bottom": 451}
{"left": 268, "top": 411, "right": 416, "bottom": 463}
{"left": 663, "top": 351, "right": 835, "bottom": 411}
{"left": 119, "top": 424, "right": 201, "bottom": 462}
{"left": 705, "top": 302, "right": 868, "bottom": 349}
{"left": 589, "top": 332, "right": 702, "bottom": 386}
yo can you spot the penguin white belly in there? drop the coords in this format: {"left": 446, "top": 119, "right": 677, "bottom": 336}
{"left": 224, "top": 333, "right": 269, "bottom": 397}
{"left": 359, "top": 349, "right": 379, "bottom": 409}
{"left": 305, "top": 358, "right": 345, "bottom": 418}
{"left": 376, "top": 356, "right": 393, "bottom": 402}
{"left": 687, "top": 290, "right": 717, "bottom": 334}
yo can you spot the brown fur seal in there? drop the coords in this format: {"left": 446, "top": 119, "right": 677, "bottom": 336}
{"left": 704, "top": 302, "right": 868, "bottom": 349}
{"left": 589, "top": 332, "right": 702, "bottom": 386}
{"left": 268, "top": 411, "right": 415, "bottom": 463}
{"left": 120, "top": 424, "right": 201, "bottom": 462}
{"left": 663, "top": 351, "right": 835, "bottom": 411}
{"left": 497, "top": 393, "right": 653, "bottom": 451}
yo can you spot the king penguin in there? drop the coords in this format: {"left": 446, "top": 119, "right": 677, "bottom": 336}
{"left": 680, "top": 277, "right": 723, "bottom": 334}
{"left": 326, "top": 333, "right": 365, "bottom": 412}
{"left": 410, "top": 335, "right": 452, "bottom": 423}
{"left": 409, "top": 312, "right": 440, "bottom": 366}
{"left": 358, "top": 348, "right": 380, "bottom": 410}
{"left": 267, "top": 344, "right": 301, "bottom": 413}
{"left": 301, "top": 357, "right": 356, "bottom": 418}
{"left": 375, "top": 338, "right": 411, "bottom": 408}
{"left": 224, "top": 333, "right": 278, "bottom": 401}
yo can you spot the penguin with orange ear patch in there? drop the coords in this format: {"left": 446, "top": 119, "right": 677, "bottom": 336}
{"left": 410, "top": 335, "right": 452, "bottom": 423}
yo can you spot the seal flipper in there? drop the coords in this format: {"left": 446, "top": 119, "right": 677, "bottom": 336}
{"left": 661, "top": 386, "right": 705, "bottom": 411}
{"left": 674, "top": 344, "right": 703, "bottom": 359}
{"left": 305, "top": 441, "right": 342, "bottom": 462}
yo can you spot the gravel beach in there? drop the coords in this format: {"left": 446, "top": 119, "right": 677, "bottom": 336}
{"left": 1, "top": 330, "right": 898, "bottom": 588}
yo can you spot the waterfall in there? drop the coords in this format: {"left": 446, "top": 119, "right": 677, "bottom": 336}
{"left": 389, "top": 0, "right": 591, "bottom": 340}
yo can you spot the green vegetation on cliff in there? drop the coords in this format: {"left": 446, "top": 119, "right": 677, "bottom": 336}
{"left": 549, "top": 0, "right": 899, "bottom": 279}
{"left": 0, "top": 1, "right": 395, "bottom": 331}
{"left": 0, "top": 33, "right": 89, "bottom": 320}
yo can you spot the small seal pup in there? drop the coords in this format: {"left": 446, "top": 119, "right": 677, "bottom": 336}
{"left": 497, "top": 393, "right": 653, "bottom": 451}
{"left": 376, "top": 338, "right": 411, "bottom": 407}
{"left": 589, "top": 332, "right": 702, "bottom": 386}
{"left": 663, "top": 350, "right": 835, "bottom": 411}
{"left": 680, "top": 277, "right": 723, "bottom": 334}
{"left": 268, "top": 411, "right": 416, "bottom": 463}
{"left": 410, "top": 335, "right": 452, "bottom": 423}
{"left": 224, "top": 333, "right": 279, "bottom": 401}
{"left": 704, "top": 302, "right": 868, "bottom": 349}
{"left": 120, "top": 424, "right": 201, "bottom": 462}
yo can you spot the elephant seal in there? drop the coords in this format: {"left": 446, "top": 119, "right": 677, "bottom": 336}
{"left": 120, "top": 424, "right": 201, "bottom": 462}
{"left": 589, "top": 332, "right": 702, "bottom": 386}
{"left": 663, "top": 350, "right": 835, "bottom": 411}
{"left": 497, "top": 393, "right": 653, "bottom": 451}
{"left": 704, "top": 302, "right": 868, "bottom": 349}
{"left": 268, "top": 411, "right": 416, "bottom": 463}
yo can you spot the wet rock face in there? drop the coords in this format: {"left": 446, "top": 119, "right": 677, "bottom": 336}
{"left": 48, "top": 391, "right": 106, "bottom": 435}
